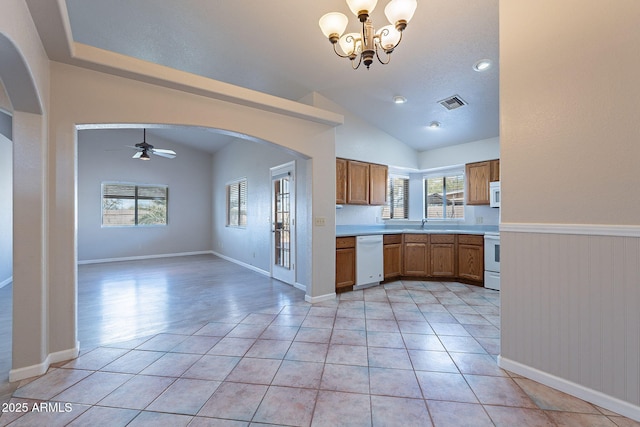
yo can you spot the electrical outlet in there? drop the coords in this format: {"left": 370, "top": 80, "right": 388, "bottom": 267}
{"left": 476, "top": 216, "right": 483, "bottom": 224}
{"left": 314, "top": 217, "right": 326, "bottom": 226}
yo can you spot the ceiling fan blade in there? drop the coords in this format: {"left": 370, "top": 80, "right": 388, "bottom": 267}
{"left": 152, "top": 151, "right": 176, "bottom": 159}
{"left": 152, "top": 148, "right": 176, "bottom": 155}
{"left": 132, "top": 151, "right": 143, "bottom": 159}
{"left": 126, "top": 145, "right": 140, "bottom": 150}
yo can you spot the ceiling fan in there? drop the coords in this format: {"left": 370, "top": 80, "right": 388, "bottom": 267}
{"left": 128, "top": 129, "right": 177, "bottom": 160}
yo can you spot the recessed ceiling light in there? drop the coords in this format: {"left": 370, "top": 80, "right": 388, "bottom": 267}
{"left": 393, "top": 95, "right": 407, "bottom": 104}
{"left": 473, "top": 59, "right": 492, "bottom": 72}
{"left": 428, "top": 121, "right": 441, "bottom": 129}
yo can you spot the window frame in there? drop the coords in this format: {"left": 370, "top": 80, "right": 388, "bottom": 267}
{"left": 382, "top": 174, "right": 409, "bottom": 220}
{"left": 226, "top": 177, "right": 247, "bottom": 228}
{"left": 101, "top": 182, "right": 168, "bottom": 227}
{"left": 423, "top": 167, "right": 465, "bottom": 221}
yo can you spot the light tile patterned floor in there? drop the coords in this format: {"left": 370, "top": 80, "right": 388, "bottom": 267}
{"left": 1, "top": 280, "right": 639, "bottom": 426}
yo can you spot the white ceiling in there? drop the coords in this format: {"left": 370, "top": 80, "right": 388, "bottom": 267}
{"left": 63, "top": 0, "right": 499, "bottom": 154}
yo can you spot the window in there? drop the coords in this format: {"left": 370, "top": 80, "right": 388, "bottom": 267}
{"left": 226, "top": 178, "right": 247, "bottom": 227}
{"left": 424, "top": 170, "right": 465, "bottom": 220}
{"left": 382, "top": 175, "right": 409, "bottom": 219}
{"left": 102, "top": 183, "right": 168, "bottom": 226}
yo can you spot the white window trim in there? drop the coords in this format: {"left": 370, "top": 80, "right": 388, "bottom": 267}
{"left": 101, "top": 181, "right": 169, "bottom": 228}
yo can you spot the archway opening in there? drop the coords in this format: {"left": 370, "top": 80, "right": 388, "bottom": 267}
{"left": 75, "top": 124, "right": 311, "bottom": 348}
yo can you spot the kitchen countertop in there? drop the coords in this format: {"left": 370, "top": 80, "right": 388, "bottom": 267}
{"left": 336, "top": 224, "right": 499, "bottom": 237}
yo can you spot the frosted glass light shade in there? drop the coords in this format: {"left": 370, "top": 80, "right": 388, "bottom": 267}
{"left": 338, "top": 32, "right": 362, "bottom": 56}
{"left": 377, "top": 24, "right": 401, "bottom": 50}
{"left": 346, "top": 0, "right": 378, "bottom": 17}
{"left": 319, "top": 12, "right": 348, "bottom": 38}
{"left": 384, "top": 0, "right": 417, "bottom": 25}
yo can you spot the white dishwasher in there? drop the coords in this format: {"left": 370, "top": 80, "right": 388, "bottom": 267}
{"left": 355, "top": 235, "right": 384, "bottom": 288}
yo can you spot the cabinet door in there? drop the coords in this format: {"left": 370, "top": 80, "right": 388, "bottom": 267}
{"left": 347, "top": 160, "right": 370, "bottom": 205}
{"left": 431, "top": 243, "right": 456, "bottom": 277}
{"left": 369, "top": 163, "right": 388, "bottom": 205}
{"left": 458, "top": 244, "right": 484, "bottom": 282}
{"left": 336, "top": 247, "right": 356, "bottom": 290}
{"left": 403, "top": 242, "right": 429, "bottom": 276}
{"left": 490, "top": 159, "right": 500, "bottom": 182}
{"left": 466, "top": 161, "right": 491, "bottom": 205}
{"left": 336, "top": 158, "right": 348, "bottom": 204}
{"left": 383, "top": 243, "right": 402, "bottom": 279}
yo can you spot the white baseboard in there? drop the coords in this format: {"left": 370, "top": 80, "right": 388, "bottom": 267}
{"left": 77, "top": 251, "right": 213, "bottom": 265}
{"left": 498, "top": 356, "right": 640, "bottom": 422}
{"left": 305, "top": 292, "right": 336, "bottom": 304}
{"left": 294, "top": 282, "right": 307, "bottom": 292}
{"left": 210, "top": 251, "right": 270, "bottom": 277}
{"left": 9, "top": 342, "right": 80, "bottom": 383}
{"left": 0, "top": 275, "right": 12, "bottom": 289}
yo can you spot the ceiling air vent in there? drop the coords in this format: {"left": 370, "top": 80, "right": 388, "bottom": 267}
{"left": 438, "top": 95, "right": 467, "bottom": 110}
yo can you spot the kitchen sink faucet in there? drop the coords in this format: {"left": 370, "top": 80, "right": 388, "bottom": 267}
{"left": 421, "top": 218, "right": 428, "bottom": 229}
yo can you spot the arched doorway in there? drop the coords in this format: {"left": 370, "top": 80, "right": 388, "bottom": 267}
{"left": 0, "top": 31, "right": 45, "bottom": 387}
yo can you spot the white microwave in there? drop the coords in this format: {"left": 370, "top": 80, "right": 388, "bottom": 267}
{"left": 490, "top": 181, "right": 501, "bottom": 208}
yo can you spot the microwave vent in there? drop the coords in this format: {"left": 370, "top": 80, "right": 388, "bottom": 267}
{"left": 438, "top": 95, "right": 467, "bottom": 110}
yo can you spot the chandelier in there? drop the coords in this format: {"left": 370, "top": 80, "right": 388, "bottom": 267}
{"left": 319, "top": 0, "right": 417, "bottom": 70}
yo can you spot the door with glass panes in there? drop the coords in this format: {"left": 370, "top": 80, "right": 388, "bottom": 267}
{"left": 271, "top": 162, "right": 295, "bottom": 285}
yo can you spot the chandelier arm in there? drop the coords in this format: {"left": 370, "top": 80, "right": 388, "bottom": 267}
{"left": 375, "top": 45, "right": 392, "bottom": 65}
{"left": 332, "top": 42, "right": 352, "bottom": 59}
{"left": 351, "top": 54, "right": 363, "bottom": 70}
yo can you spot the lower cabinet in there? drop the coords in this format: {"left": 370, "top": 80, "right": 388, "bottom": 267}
{"left": 383, "top": 234, "right": 402, "bottom": 279}
{"left": 338, "top": 233, "right": 485, "bottom": 292}
{"left": 430, "top": 234, "right": 456, "bottom": 278}
{"left": 336, "top": 237, "right": 356, "bottom": 291}
{"left": 402, "top": 234, "right": 430, "bottom": 276}
{"left": 457, "top": 235, "right": 484, "bottom": 282}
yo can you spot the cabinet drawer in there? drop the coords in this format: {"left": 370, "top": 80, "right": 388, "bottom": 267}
{"left": 383, "top": 234, "right": 402, "bottom": 245}
{"left": 336, "top": 237, "right": 356, "bottom": 249}
{"left": 404, "top": 234, "right": 430, "bottom": 243}
{"left": 458, "top": 234, "right": 484, "bottom": 246}
{"left": 430, "top": 234, "right": 455, "bottom": 244}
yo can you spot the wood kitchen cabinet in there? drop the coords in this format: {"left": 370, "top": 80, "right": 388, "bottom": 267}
{"left": 430, "top": 234, "right": 456, "bottom": 278}
{"left": 457, "top": 234, "right": 484, "bottom": 283}
{"left": 347, "top": 160, "right": 370, "bottom": 205}
{"left": 466, "top": 161, "right": 491, "bottom": 205}
{"left": 336, "top": 158, "right": 388, "bottom": 206}
{"left": 403, "top": 234, "right": 430, "bottom": 277}
{"left": 490, "top": 159, "right": 500, "bottom": 182}
{"left": 336, "top": 237, "right": 356, "bottom": 291}
{"left": 369, "top": 163, "right": 388, "bottom": 205}
{"left": 336, "top": 158, "right": 348, "bottom": 204}
{"left": 383, "top": 234, "right": 402, "bottom": 279}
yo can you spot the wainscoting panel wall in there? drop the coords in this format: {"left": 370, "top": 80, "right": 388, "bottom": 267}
{"left": 499, "top": 226, "right": 640, "bottom": 419}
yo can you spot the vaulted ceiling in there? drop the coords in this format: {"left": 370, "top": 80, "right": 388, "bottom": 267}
{"left": 61, "top": 0, "right": 499, "bottom": 154}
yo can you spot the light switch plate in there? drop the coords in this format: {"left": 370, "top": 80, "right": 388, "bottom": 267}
{"left": 314, "top": 217, "right": 326, "bottom": 226}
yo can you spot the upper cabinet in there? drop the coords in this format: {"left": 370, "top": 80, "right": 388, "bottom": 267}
{"left": 336, "top": 158, "right": 348, "bottom": 205}
{"left": 347, "top": 160, "right": 370, "bottom": 205}
{"left": 369, "top": 163, "right": 388, "bottom": 206}
{"left": 490, "top": 159, "right": 500, "bottom": 182}
{"left": 466, "top": 159, "right": 499, "bottom": 205}
{"left": 337, "top": 158, "right": 388, "bottom": 206}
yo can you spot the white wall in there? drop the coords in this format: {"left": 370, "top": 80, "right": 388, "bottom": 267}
{"left": 77, "top": 129, "right": 213, "bottom": 262}
{"left": 0, "top": 132, "right": 12, "bottom": 287}
{"left": 418, "top": 136, "right": 499, "bottom": 170}
{"left": 210, "top": 139, "right": 305, "bottom": 277}
{"left": 300, "top": 92, "right": 419, "bottom": 169}
{"left": 500, "top": 1, "right": 640, "bottom": 420}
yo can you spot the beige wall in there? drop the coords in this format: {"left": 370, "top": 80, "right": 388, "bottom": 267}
{"left": 501, "top": 1, "right": 640, "bottom": 226}
{"left": 500, "top": 1, "right": 640, "bottom": 420}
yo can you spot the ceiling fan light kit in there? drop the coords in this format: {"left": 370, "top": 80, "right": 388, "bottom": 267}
{"left": 129, "top": 129, "right": 177, "bottom": 160}
{"left": 319, "top": 0, "right": 417, "bottom": 69}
